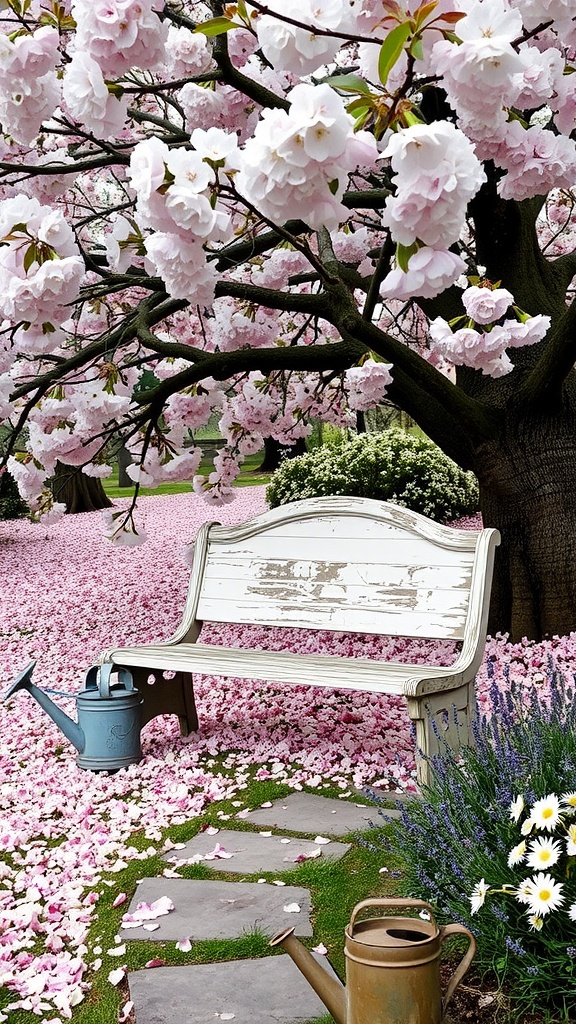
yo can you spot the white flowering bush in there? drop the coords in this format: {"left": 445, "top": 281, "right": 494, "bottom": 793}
{"left": 266, "top": 428, "right": 479, "bottom": 522}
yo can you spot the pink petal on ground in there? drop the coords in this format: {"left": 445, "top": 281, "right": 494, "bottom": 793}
{"left": 118, "top": 999, "right": 134, "bottom": 1022}
{"left": 144, "top": 958, "right": 165, "bottom": 968}
{"left": 312, "top": 943, "right": 328, "bottom": 955}
{"left": 108, "top": 967, "right": 127, "bottom": 986}
{"left": 293, "top": 848, "right": 322, "bottom": 863}
{"left": 205, "top": 843, "right": 233, "bottom": 860}
{"left": 112, "top": 893, "right": 128, "bottom": 908}
{"left": 283, "top": 903, "right": 301, "bottom": 913}
{"left": 175, "top": 937, "right": 192, "bottom": 952}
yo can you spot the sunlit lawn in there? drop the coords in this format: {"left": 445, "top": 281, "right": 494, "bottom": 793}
{"left": 102, "top": 451, "right": 271, "bottom": 498}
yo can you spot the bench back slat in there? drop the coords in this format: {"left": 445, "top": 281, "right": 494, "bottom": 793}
{"left": 189, "top": 497, "right": 488, "bottom": 643}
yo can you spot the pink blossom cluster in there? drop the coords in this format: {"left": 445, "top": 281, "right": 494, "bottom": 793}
{"left": 235, "top": 83, "right": 379, "bottom": 232}
{"left": 71, "top": 0, "right": 168, "bottom": 77}
{"left": 255, "top": 0, "right": 354, "bottom": 76}
{"left": 429, "top": 285, "right": 551, "bottom": 377}
{"left": 344, "top": 359, "right": 393, "bottom": 411}
{"left": 430, "top": 0, "right": 576, "bottom": 199}
{"left": 128, "top": 134, "right": 234, "bottom": 304}
{"left": 380, "top": 122, "right": 485, "bottom": 299}
{"left": 1, "top": 491, "right": 575, "bottom": 1019}
{"left": 0, "top": 27, "right": 60, "bottom": 146}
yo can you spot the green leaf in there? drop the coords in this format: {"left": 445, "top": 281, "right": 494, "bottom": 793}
{"left": 23, "top": 244, "right": 38, "bottom": 274}
{"left": 409, "top": 34, "right": 424, "bottom": 61}
{"left": 346, "top": 97, "right": 372, "bottom": 116}
{"left": 378, "top": 22, "right": 412, "bottom": 86}
{"left": 396, "top": 241, "right": 419, "bottom": 272}
{"left": 324, "top": 73, "right": 371, "bottom": 95}
{"left": 194, "top": 16, "right": 238, "bottom": 36}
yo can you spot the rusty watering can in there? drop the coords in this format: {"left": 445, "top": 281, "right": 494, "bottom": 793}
{"left": 270, "top": 898, "right": 476, "bottom": 1024}
{"left": 3, "top": 661, "right": 143, "bottom": 771}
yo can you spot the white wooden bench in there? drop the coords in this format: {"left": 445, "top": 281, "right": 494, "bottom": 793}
{"left": 100, "top": 496, "right": 500, "bottom": 785}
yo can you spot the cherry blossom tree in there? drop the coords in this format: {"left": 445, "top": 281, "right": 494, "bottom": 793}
{"left": 1, "top": 0, "right": 576, "bottom": 639}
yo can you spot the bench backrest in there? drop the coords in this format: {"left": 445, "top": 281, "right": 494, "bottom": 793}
{"left": 179, "top": 497, "right": 499, "bottom": 666}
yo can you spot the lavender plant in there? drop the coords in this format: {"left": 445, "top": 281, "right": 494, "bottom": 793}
{"left": 381, "top": 665, "right": 576, "bottom": 1019}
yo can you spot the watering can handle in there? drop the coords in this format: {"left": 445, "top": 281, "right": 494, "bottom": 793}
{"left": 440, "top": 923, "right": 477, "bottom": 1012}
{"left": 84, "top": 664, "right": 135, "bottom": 698}
{"left": 349, "top": 898, "right": 437, "bottom": 933}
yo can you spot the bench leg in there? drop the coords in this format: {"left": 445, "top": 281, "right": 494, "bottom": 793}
{"left": 406, "top": 681, "right": 476, "bottom": 789}
{"left": 120, "top": 666, "right": 199, "bottom": 736}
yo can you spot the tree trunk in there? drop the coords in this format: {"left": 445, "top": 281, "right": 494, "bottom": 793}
{"left": 51, "top": 462, "right": 113, "bottom": 513}
{"left": 256, "top": 436, "right": 307, "bottom": 473}
{"left": 473, "top": 404, "right": 576, "bottom": 641}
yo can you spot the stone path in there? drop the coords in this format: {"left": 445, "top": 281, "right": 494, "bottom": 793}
{"left": 126, "top": 790, "right": 389, "bottom": 1024}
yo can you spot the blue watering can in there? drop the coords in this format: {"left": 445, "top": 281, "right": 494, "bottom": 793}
{"left": 3, "top": 661, "right": 143, "bottom": 771}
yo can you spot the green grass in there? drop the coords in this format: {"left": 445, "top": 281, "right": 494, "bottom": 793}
{"left": 102, "top": 451, "right": 272, "bottom": 498}
{"left": 0, "top": 772, "right": 403, "bottom": 1024}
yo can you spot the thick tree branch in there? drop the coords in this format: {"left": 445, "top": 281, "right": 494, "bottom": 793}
{"left": 135, "top": 338, "right": 365, "bottom": 413}
{"left": 324, "top": 275, "right": 498, "bottom": 447}
{"left": 10, "top": 295, "right": 186, "bottom": 402}
{"left": 214, "top": 279, "right": 330, "bottom": 315}
{"left": 551, "top": 249, "right": 576, "bottom": 291}
{"left": 212, "top": 31, "right": 289, "bottom": 112}
{"left": 516, "top": 296, "right": 576, "bottom": 407}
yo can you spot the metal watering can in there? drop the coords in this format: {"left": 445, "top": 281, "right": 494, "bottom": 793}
{"left": 3, "top": 661, "right": 143, "bottom": 771}
{"left": 271, "top": 898, "right": 476, "bottom": 1024}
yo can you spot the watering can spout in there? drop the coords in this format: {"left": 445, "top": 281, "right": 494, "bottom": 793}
{"left": 270, "top": 927, "right": 347, "bottom": 1024}
{"left": 4, "top": 662, "right": 85, "bottom": 753}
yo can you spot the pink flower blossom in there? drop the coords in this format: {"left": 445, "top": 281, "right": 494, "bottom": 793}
{"left": 462, "top": 285, "right": 514, "bottom": 325}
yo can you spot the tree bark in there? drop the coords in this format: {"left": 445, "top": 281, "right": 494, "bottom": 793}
{"left": 51, "top": 462, "right": 113, "bottom": 514}
{"left": 473, "top": 401, "right": 576, "bottom": 641}
{"left": 256, "top": 436, "right": 307, "bottom": 473}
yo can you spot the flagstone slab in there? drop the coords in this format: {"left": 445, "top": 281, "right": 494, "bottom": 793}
{"left": 243, "top": 791, "right": 395, "bottom": 836}
{"left": 162, "top": 828, "right": 350, "bottom": 874}
{"left": 122, "top": 877, "right": 313, "bottom": 940}
{"left": 129, "top": 953, "right": 339, "bottom": 1024}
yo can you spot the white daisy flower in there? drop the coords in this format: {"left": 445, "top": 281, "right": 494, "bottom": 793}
{"left": 507, "top": 840, "right": 527, "bottom": 867}
{"left": 529, "top": 794, "right": 562, "bottom": 832}
{"left": 526, "top": 837, "right": 562, "bottom": 870}
{"left": 568, "top": 902, "right": 576, "bottom": 922}
{"left": 470, "top": 878, "right": 489, "bottom": 914}
{"left": 509, "top": 795, "right": 524, "bottom": 822}
{"left": 522, "top": 873, "right": 565, "bottom": 916}
{"left": 521, "top": 817, "right": 535, "bottom": 836}
{"left": 562, "top": 792, "right": 576, "bottom": 815}
{"left": 527, "top": 913, "right": 544, "bottom": 931}
{"left": 567, "top": 824, "right": 576, "bottom": 857}
{"left": 515, "top": 878, "right": 534, "bottom": 905}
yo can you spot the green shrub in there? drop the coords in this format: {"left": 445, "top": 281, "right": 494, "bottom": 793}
{"left": 377, "top": 669, "right": 576, "bottom": 1021}
{"left": 266, "top": 427, "right": 479, "bottom": 522}
{"left": 0, "top": 471, "right": 28, "bottom": 520}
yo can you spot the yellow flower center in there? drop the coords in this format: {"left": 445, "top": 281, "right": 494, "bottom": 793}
{"left": 542, "top": 808, "right": 553, "bottom": 819}
{"left": 539, "top": 889, "right": 551, "bottom": 901}
{"left": 539, "top": 850, "right": 551, "bottom": 862}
